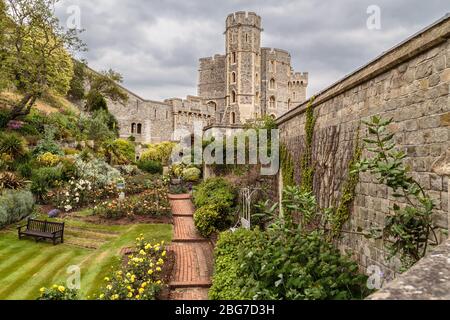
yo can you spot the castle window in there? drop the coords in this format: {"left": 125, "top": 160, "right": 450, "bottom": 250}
{"left": 131, "top": 123, "right": 136, "bottom": 134}
{"left": 288, "top": 99, "right": 291, "bottom": 110}
{"left": 269, "top": 96, "right": 276, "bottom": 109}
{"left": 137, "top": 123, "right": 142, "bottom": 135}
{"left": 293, "top": 92, "right": 296, "bottom": 100}
{"left": 166, "top": 110, "right": 169, "bottom": 119}
{"left": 154, "top": 109, "right": 157, "bottom": 118}
{"left": 255, "top": 73, "right": 259, "bottom": 83}
{"left": 270, "top": 60, "right": 275, "bottom": 72}
{"left": 207, "top": 101, "right": 217, "bottom": 112}
{"left": 232, "top": 52, "right": 236, "bottom": 64}
{"left": 231, "top": 112, "right": 236, "bottom": 124}
{"left": 231, "top": 91, "right": 237, "bottom": 103}
{"left": 269, "top": 78, "right": 276, "bottom": 90}
{"left": 231, "top": 72, "right": 236, "bottom": 83}
{"left": 288, "top": 81, "right": 292, "bottom": 89}
{"left": 245, "top": 34, "right": 249, "bottom": 43}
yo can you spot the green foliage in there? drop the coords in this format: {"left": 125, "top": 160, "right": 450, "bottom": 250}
{"left": 2, "top": 0, "right": 84, "bottom": 121}
{"left": 30, "top": 166, "right": 63, "bottom": 200}
{"left": 141, "top": 142, "right": 176, "bottom": 166}
{"left": 280, "top": 144, "right": 294, "bottom": 187}
{"left": 193, "top": 177, "right": 236, "bottom": 212}
{"left": 181, "top": 167, "right": 201, "bottom": 182}
{"left": 87, "top": 69, "right": 128, "bottom": 105}
{"left": 137, "top": 160, "right": 163, "bottom": 175}
{"left": 329, "top": 132, "right": 362, "bottom": 239}
{"left": 300, "top": 97, "right": 316, "bottom": 193}
{"left": 353, "top": 116, "right": 438, "bottom": 268}
{"left": 85, "top": 90, "right": 107, "bottom": 112}
{"left": 38, "top": 285, "right": 78, "bottom": 300}
{"left": 78, "top": 109, "right": 118, "bottom": 142}
{"left": 193, "top": 205, "right": 222, "bottom": 237}
{"left": 33, "top": 127, "right": 63, "bottom": 156}
{"left": 67, "top": 60, "right": 86, "bottom": 101}
{"left": 102, "top": 139, "right": 135, "bottom": 165}
{"left": 0, "top": 132, "right": 28, "bottom": 160}
{"left": 0, "top": 109, "right": 10, "bottom": 128}
{"left": 0, "top": 189, "right": 35, "bottom": 228}
{"left": 209, "top": 229, "right": 261, "bottom": 300}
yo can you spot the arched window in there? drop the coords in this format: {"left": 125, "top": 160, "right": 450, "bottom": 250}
{"left": 270, "top": 114, "right": 276, "bottom": 119}
{"left": 137, "top": 124, "right": 142, "bottom": 135}
{"left": 288, "top": 82, "right": 292, "bottom": 89}
{"left": 231, "top": 112, "right": 236, "bottom": 124}
{"left": 131, "top": 123, "right": 136, "bottom": 134}
{"left": 207, "top": 101, "right": 217, "bottom": 112}
{"left": 231, "top": 72, "right": 236, "bottom": 83}
{"left": 232, "top": 52, "right": 236, "bottom": 64}
{"left": 269, "top": 96, "right": 276, "bottom": 109}
{"left": 269, "top": 78, "right": 276, "bottom": 90}
{"left": 231, "top": 91, "right": 237, "bottom": 104}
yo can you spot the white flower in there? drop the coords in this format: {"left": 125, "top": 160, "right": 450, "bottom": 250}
{"left": 64, "top": 205, "right": 73, "bottom": 212}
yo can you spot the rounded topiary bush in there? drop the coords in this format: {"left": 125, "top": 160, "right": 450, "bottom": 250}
{"left": 193, "top": 205, "right": 221, "bottom": 237}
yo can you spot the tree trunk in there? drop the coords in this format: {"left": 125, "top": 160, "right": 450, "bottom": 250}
{"left": 8, "top": 92, "right": 38, "bottom": 121}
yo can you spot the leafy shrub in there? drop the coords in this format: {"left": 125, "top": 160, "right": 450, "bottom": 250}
{"left": 114, "top": 139, "right": 135, "bottom": 163}
{"left": 0, "top": 132, "right": 29, "bottom": 160}
{"left": 38, "top": 285, "right": 78, "bottom": 300}
{"left": 0, "top": 189, "right": 35, "bottom": 228}
{"left": 16, "top": 162, "right": 33, "bottom": 179}
{"left": 33, "top": 127, "right": 63, "bottom": 156}
{"left": 193, "top": 178, "right": 236, "bottom": 212}
{"left": 30, "top": 166, "right": 63, "bottom": 200}
{"left": 73, "top": 154, "right": 122, "bottom": 187}
{"left": 85, "top": 90, "right": 107, "bottom": 112}
{"left": 0, "top": 109, "right": 10, "bottom": 128}
{"left": 209, "top": 229, "right": 261, "bottom": 300}
{"left": 182, "top": 167, "right": 201, "bottom": 182}
{"left": 0, "top": 172, "right": 26, "bottom": 190}
{"left": 137, "top": 159, "right": 163, "bottom": 175}
{"left": 36, "top": 152, "right": 61, "bottom": 167}
{"left": 140, "top": 142, "right": 176, "bottom": 165}
{"left": 194, "top": 205, "right": 222, "bottom": 237}
{"left": 98, "top": 237, "right": 167, "bottom": 300}
{"left": 102, "top": 139, "right": 135, "bottom": 165}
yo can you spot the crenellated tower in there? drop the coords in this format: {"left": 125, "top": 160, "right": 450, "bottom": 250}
{"left": 224, "top": 11, "right": 263, "bottom": 124}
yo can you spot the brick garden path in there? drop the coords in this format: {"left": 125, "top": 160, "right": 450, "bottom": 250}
{"left": 168, "top": 194, "right": 213, "bottom": 300}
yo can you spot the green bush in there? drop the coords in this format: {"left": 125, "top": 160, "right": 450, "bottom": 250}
{"left": 193, "top": 178, "right": 236, "bottom": 212}
{"left": 33, "top": 127, "right": 63, "bottom": 156}
{"left": 85, "top": 90, "right": 107, "bottom": 112}
{"left": 113, "top": 139, "right": 135, "bottom": 164}
{"left": 30, "top": 166, "right": 63, "bottom": 199}
{"left": 38, "top": 285, "right": 78, "bottom": 300}
{"left": 0, "top": 132, "right": 29, "bottom": 160}
{"left": 193, "top": 205, "right": 221, "bottom": 237}
{"left": 209, "top": 229, "right": 261, "bottom": 300}
{"left": 137, "top": 160, "right": 163, "bottom": 175}
{"left": 0, "top": 109, "right": 11, "bottom": 128}
{"left": 181, "top": 167, "right": 201, "bottom": 182}
{"left": 140, "top": 142, "right": 176, "bottom": 165}
{"left": 0, "top": 189, "right": 35, "bottom": 228}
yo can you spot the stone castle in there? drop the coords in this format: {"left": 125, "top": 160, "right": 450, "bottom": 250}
{"left": 108, "top": 11, "right": 308, "bottom": 143}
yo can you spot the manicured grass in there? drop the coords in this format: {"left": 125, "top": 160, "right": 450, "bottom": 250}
{"left": 0, "top": 221, "right": 172, "bottom": 300}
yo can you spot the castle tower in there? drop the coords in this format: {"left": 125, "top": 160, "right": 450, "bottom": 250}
{"left": 224, "top": 12, "right": 262, "bottom": 124}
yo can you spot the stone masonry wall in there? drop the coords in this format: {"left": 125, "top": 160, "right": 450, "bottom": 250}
{"left": 277, "top": 15, "right": 450, "bottom": 281}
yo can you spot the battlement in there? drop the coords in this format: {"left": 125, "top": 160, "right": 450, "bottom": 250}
{"left": 290, "top": 72, "right": 309, "bottom": 86}
{"left": 261, "top": 47, "right": 291, "bottom": 64}
{"left": 226, "top": 11, "right": 262, "bottom": 30}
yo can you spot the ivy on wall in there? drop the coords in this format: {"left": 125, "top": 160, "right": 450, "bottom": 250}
{"left": 280, "top": 144, "right": 294, "bottom": 187}
{"left": 300, "top": 97, "right": 316, "bottom": 193}
{"left": 329, "top": 129, "right": 362, "bottom": 239}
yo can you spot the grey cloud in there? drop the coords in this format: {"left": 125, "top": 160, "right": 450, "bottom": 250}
{"left": 56, "top": 0, "right": 449, "bottom": 100}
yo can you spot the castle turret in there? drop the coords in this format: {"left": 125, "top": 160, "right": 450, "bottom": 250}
{"left": 224, "top": 12, "right": 263, "bottom": 124}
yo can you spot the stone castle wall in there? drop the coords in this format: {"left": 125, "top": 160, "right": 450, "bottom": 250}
{"left": 277, "top": 15, "right": 450, "bottom": 280}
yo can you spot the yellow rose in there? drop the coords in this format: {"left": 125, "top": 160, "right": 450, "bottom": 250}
{"left": 58, "top": 286, "right": 65, "bottom": 293}
{"left": 127, "top": 292, "right": 133, "bottom": 298}
{"left": 142, "top": 282, "right": 148, "bottom": 288}
{"left": 104, "top": 277, "right": 110, "bottom": 282}
{"left": 147, "top": 269, "right": 153, "bottom": 275}
{"left": 40, "top": 287, "right": 46, "bottom": 293}
{"left": 156, "top": 267, "right": 161, "bottom": 272}
{"left": 138, "top": 288, "right": 144, "bottom": 294}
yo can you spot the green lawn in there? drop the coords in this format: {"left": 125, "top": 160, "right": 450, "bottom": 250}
{"left": 0, "top": 219, "right": 172, "bottom": 300}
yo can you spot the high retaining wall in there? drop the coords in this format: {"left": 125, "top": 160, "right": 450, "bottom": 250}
{"left": 277, "top": 14, "right": 450, "bottom": 281}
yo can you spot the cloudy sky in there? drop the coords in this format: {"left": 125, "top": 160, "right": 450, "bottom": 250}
{"left": 55, "top": 0, "right": 449, "bottom": 101}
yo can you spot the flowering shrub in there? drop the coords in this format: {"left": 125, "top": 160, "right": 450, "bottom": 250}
{"left": 182, "top": 167, "right": 201, "bottom": 182}
{"left": 93, "top": 187, "right": 170, "bottom": 219}
{"left": 37, "top": 152, "right": 61, "bottom": 167}
{"left": 98, "top": 236, "right": 167, "bottom": 300}
{"left": 140, "top": 142, "right": 175, "bottom": 165}
{"left": 38, "top": 285, "right": 78, "bottom": 300}
{"left": 73, "top": 154, "right": 122, "bottom": 187}
{"left": 55, "top": 178, "right": 93, "bottom": 212}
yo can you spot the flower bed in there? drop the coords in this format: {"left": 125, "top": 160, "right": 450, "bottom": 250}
{"left": 98, "top": 236, "right": 169, "bottom": 300}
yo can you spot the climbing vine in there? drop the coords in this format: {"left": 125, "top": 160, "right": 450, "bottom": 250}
{"left": 329, "top": 129, "right": 362, "bottom": 239}
{"left": 300, "top": 97, "right": 316, "bottom": 193}
{"left": 280, "top": 144, "right": 294, "bottom": 187}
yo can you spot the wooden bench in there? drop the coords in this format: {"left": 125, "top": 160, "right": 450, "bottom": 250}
{"left": 18, "top": 219, "right": 65, "bottom": 245}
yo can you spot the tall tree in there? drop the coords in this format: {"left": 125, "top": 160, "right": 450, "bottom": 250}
{"left": 85, "top": 68, "right": 128, "bottom": 111}
{"left": 0, "top": 0, "right": 11, "bottom": 90}
{"left": 2, "top": 0, "right": 85, "bottom": 124}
